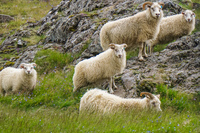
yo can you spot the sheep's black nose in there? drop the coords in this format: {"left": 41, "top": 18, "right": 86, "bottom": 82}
{"left": 118, "top": 55, "right": 122, "bottom": 58}
{"left": 156, "top": 13, "right": 160, "bottom": 16}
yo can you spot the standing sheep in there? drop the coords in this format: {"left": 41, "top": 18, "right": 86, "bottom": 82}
{"left": 73, "top": 43, "right": 127, "bottom": 94}
{"left": 79, "top": 88, "right": 162, "bottom": 114}
{"left": 147, "top": 10, "right": 196, "bottom": 55}
{"left": 100, "top": 1, "right": 164, "bottom": 61}
{"left": 0, "top": 63, "right": 37, "bottom": 96}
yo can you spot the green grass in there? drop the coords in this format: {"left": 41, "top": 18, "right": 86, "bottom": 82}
{"left": 1, "top": 47, "right": 200, "bottom": 132}
{"left": 0, "top": 0, "right": 61, "bottom": 34}
{"left": 34, "top": 49, "right": 74, "bottom": 74}
{"left": 126, "top": 49, "right": 138, "bottom": 60}
{"left": 23, "top": 34, "right": 46, "bottom": 46}
{"left": 0, "top": 62, "right": 199, "bottom": 132}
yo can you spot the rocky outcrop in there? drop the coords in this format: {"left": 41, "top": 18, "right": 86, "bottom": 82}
{"left": 0, "top": 0, "right": 199, "bottom": 97}
{"left": 122, "top": 32, "right": 200, "bottom": 97}
{"left": 0, "top": 14, "right": 14, "bottom": 23}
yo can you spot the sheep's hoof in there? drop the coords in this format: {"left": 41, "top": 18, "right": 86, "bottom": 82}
{"left": 143, "top": 54, "right": 148, "bottom": 58}
{"left": 113, "top": 85, "right": 118, "bottom": 90}
{"left": 138, "top": 57, "right": 146, "bottom": 62}
{"left": 109, "top": 89, "right": 114, "bottom": 94}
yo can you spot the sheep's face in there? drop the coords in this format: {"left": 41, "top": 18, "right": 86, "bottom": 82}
{"left": 149, "top": 94, "right": 162, "bottom": 112}
{"left": 141, "top": 92, "right": 162, "bottom": 112}
{"left": 143, "top": 2, "right": 164, "bottom": 19}
{"left": 182, "top": 10, "right": 195, "bottom": 22}
{"left": 109, "top": 43, "right": 127, "bottom": 58}
{"left": 20, "top": 63, "right": 37, "bottom": 75}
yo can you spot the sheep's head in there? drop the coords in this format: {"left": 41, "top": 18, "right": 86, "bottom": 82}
{"left": 109, "top": 43, "right": 127, "bottom": 58}
{"left": 143, "top": 2, "right": 164, "bottom": 19}
{"left": 140, "top": 92, "right": 162, "bottom": 112}
{"left": 182, "top": 10, "right": 195, "bottom": 22}
{"left": 20, "top": 63, "right": 37, "bottom": 75}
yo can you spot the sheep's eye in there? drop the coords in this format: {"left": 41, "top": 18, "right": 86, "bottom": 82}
{"left": 152, "top": 102, "right": 155, "bottom": 105}
{"left": 115, "top": 49, "right": 119, "bottom": 52}
{"left": 151, "top": 8, "right": 154, "bottom": 11}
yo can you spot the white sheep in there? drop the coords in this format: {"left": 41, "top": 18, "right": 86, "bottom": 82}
{"left": 147, "top": 10, "right": 196, "bottom": 55}
{"left": 100, "top": 1, "right": 164, "bottom": 61}
{"left": 79, "top": 88, "right": 162, "bottom": 114}
{"left": 0, "top": 63, "right": 37, "bottom": 96}
{"left": 73, "top": 43, "right": 127, "bottom": 94}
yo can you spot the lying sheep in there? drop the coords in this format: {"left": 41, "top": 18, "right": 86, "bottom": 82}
{"left": 73, "top": 43, "right": 127, "bottom": 94}
{"left": 0, "top": 63, "right": 37, "bottom": 96}
{"left": 147, "top": 10, "right": 196, "bottom": 55}
{"left": 100, "top": 1, "right": 164, "bottom": 61}
{"left": 79, "top": 88, "right": 162, "bottom": 114}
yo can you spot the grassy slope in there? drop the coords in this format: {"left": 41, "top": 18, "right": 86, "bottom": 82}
{"left": 0, "top": 0, "right": 200, "bottom": 132}
{"left": 0, "top": 49, "right": 199, "bottom": 132}
{"left": 0, "top": 0, "right": 61, "bottom": 35}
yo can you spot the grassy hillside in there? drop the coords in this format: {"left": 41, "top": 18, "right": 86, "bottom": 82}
{"left": 0, "top": 49, "right": 199, "bottom": 132}
{"left": 0, "top": 0, "right": 61, "bottom": 35}
{"left": 0, "top": 0, "right": 200, "bottom": 132}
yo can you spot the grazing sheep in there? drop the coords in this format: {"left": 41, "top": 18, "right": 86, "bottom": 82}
{"left": 73, "top": 43, "right": 127, "bottom": 94}
{"left": 0, "top": 63, "right": 37, "bottom": 96}
{"left": 79, "top": 88, "right": 162, "bottom": 114}
{"left": 147, "top": 10, "right": 196, "bottom": 55}
{"left": 100, "top": 1, "right": 164, "bottom": 61}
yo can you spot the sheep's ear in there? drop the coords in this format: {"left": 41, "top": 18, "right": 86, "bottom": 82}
{"left": 32, "top": 63, "right": 37, "bottom": 68}
{"left": 192, "top": 12, "right": 195, "bottom": 17}
{"left": 147, "top": 4, "right": 151, "bottom": 8}
{"left": 182, "top": 11, "right": 185, "bottom": 15}
{"left": 156, "top": 94, "right": 160, "bottom": 99}
{"left": 158, "top": 2, "right": 164, "bottom": 8}
{"left": 192, "top": 9, "right": 195, "bottom": 12}
{"left": 123, "top": 44, "right": 127, "bottom": 49}
{"left": 109, "top": 43, "right": 115, "bottom": 49}
{"left": 20, "top": 63, "right": 25, "bottom": 69}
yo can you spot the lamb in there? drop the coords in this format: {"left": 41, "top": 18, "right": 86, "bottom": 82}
{"left": 79, "top": 88, "right": 162, "bottom": 114}
{"left": 0, "top": 63, "right": 37, "bottom": 96}
{"left": 73, "top": 43, "right": 127, "bottom": 94}
{"left": 147, "top": 10, "right": 196, "bottom": 55}
{"left": 100, "top": 1, "right": 164, "bottom": 61}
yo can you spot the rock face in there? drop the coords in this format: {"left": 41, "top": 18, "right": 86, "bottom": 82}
{"left": 0, "top": 0, "right": 199, "bottom": 97}
{"left": 123, "top": 32, "right": 200, "bottom": 96}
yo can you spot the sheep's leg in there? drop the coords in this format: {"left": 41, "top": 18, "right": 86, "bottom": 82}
{"left": 0, "top": 88, "right": 6, "bottom": 96}
{"left": 138, "top": 43, "right": 145, "bottom": 61}
{"left": 109, "top": 77, "right": 114, "bottom": 94}
{"left": 112, "top": 77, "right": 118, "bottom": 90}
{"left": 147, "top": 45, "right": 151, "bottom": 56}
{"left": 142, "top": 43, "right": 148, "bottom": 58}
